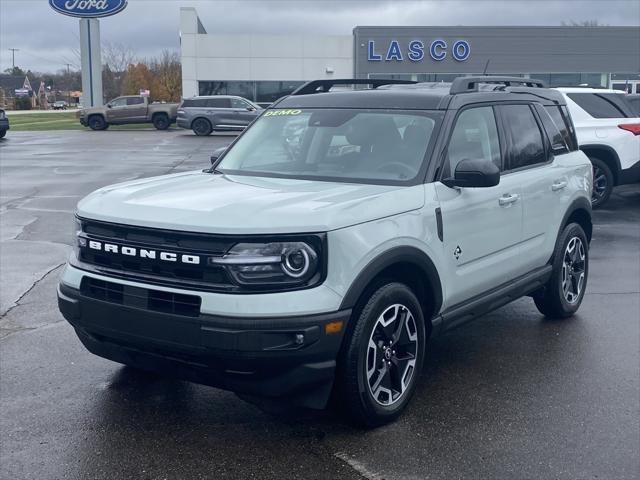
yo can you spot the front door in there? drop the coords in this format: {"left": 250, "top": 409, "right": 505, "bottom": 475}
{"left": 434, "top": 105, "right": 524, "bottom": 308}
{"left": 105, "top": 97, "right": 128, "bottom": 122}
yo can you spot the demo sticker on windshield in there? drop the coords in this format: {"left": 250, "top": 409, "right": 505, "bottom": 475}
{"left": 264, "top": 109, "right": 303, "bottom": 117}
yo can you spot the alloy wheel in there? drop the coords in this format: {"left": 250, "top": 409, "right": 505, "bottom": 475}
{"left": 592, "top": 165, "right": 607, "bottom": 204}
{"left": 562, "top": 237, "right": 586, "bottom": 304}
{"left": 366, "top": 304, "right": 419, "bottom": 406}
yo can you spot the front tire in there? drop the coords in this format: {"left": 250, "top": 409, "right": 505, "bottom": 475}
{"left": 192, "top": 118, "right": 213, "bottom": 136}
{"left": 534, "top": 223, "right": 589, "bottom": 318}
{"left": 88, "top": 115, "right": 107, "bottom": 131}
{"left": 337, "top": 282, "right": 426, "bottom": 427}
{"left": 0, "top": 130, "right": 6, "bottom": 138}
{"left": 590, "top": 157, "right": 613, "bottom": 208}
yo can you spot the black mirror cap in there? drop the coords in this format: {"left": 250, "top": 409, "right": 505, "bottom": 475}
{"left": 443, "top": 158, "right": 500, "bottom": 188}
{"left": 210, "top": 146, "right": 227, "bottom": 165}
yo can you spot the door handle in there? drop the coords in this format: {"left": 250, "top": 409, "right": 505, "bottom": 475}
{"left": 551, "top": 180, "right": 568, "bottom": 191}
{"left": 498, "top": 193, "right": 520, "bottom": 206}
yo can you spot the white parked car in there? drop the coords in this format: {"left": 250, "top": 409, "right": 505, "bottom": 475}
{"left": 555, "top": 87, "right": 640, "bottom": 207}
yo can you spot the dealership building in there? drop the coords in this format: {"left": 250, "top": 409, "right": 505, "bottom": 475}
{"left": 180, "top": 7, "right": 640, "bottom": 103}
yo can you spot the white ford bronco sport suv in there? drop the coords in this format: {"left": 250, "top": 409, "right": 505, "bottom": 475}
{"left": 555, "top": 87, "right": 640, "bottom": 208}
{"left": 58, "top": 77, "right": 593, "bottom": 426}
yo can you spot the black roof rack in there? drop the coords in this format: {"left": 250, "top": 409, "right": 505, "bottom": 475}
{"left": 291, "top": 79, "right": 417, "bottom": 96}
{"left": 450, "top": 76, "right": 548, "bottom": 95}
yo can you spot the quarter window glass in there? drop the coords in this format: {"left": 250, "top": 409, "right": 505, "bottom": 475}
{"left": 537, "top": 106, "right": 567, "bottom": 152}
{"left": 445, "top": 106, "right": 501, "bottom": 176}
{"left": 501, "top": 105, "right": 546, "bottom": 169}
{"left": 567, "top": 93, "right": 633, "bottom": 118}
{"left": 127, "top": 97, "right": 144, "bottom": 106}
{"left": 182, "top": 99, "right": 207, "bottom": 107}
{"left": 545, "top": 106, "right": 575, "bottom": 150}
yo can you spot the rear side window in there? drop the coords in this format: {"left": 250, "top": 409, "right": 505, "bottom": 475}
{"left": 127, "top": 97, "right": 144, "bottom": 106}
{"left": 182, "top": 99, "right": 207, "bottom": 108}
{"left": 535, "top": 106, "right": 567, "bottom": 152}
{"left": 567, "top": 93, "right": 634, "bottom": 118}
{"left": 206, "top": 98, "right": 231, "bottom": 108}
{"left": 544, "top": 105, "right": 578, "bottom": 151}
{"left": 445, "top": 106, "right": 502, "bottom": 177}
{"left": 500, "top": 104, "right": 547, "bottom": 170}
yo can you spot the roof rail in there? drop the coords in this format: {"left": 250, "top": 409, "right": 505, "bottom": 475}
{"left": 291, "top": 79, "right": 417, "bottom": 96}
{"left": 449, "top": 76, "right": 548, "bottom": 95}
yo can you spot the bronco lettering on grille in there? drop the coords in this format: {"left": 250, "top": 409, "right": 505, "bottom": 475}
{"left": 87, "top": 240, "right": 200, "bottom": 265}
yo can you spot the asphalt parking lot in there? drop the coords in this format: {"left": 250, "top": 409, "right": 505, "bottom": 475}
{"left": 1, "top": 130, "right": 639, "bottom": 480}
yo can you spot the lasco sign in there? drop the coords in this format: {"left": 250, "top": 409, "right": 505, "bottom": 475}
{"left": 49, "top": 0, "right": 128, "bottom": 18}
{"left": 367, "top": 39, "right": 471, "bottom": 62}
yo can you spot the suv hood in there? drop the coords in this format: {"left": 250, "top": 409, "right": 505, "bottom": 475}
{"left": 77, "top": 171, "right": 424, "bottom": 234}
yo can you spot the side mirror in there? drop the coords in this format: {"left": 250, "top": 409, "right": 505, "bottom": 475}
{"left": 442, "top": 158, "right": 500, "bottom": 188}
{"left": 246, "top": 107, "right": 256, "bottom": 111}
{"left": 210, "top": 146, "right": 227, "bottom": 165}
{"left": 107, "top": 103, "right": 112, "bottom": 108}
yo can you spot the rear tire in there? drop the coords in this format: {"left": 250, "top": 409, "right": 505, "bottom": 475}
{"left": 88, "top": 115, "right": 107, "bottom": 131}
{"left": 534, "top": 223, "right": 589, "bottom": 319}
{"left": 192, "top": 118, "right": 212, "bottom": 136}
{"left": 590, "top": 157, "right": 613, "bottom": 209}
{"left": 153, "top": 113, "right": 170, "bottom": 130}
{"left": 336, "top": 282, "right": 426, "bottom": 427}
{"left": 0, "top": 130, "right": 6, "bottom": 138}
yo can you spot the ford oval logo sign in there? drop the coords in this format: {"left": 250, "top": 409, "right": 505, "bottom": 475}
{"left": 49, "top": 0, "right": 128, "bottom": 18}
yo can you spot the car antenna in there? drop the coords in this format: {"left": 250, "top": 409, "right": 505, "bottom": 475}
{"left": 483, "top": 59, "right": 491, "bottom": 75}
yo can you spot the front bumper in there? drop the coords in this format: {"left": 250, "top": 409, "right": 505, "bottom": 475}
{"left": 58, "top": 281, "right": 350, "bottom": 408}
{"left": 79, "top": 117, "right": 87, "bottom": 126}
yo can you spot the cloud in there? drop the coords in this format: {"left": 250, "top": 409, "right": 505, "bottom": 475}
{"left": 1, "top": 0, "right": 638, "bottom": 73}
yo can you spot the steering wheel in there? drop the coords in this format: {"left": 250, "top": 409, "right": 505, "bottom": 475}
{"left": 376, "top": 162, "right": 414, "bottom": 179}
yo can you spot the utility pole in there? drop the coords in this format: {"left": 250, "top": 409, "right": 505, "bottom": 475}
{"left": 9, "top": 48, "right": 19, "bottom": 70}
{"left": 65, "top": 63, "right": 72, "bottom": 106}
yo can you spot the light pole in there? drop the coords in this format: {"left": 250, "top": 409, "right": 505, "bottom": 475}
{"left": 9, "top": 48, "right": 19, "bottom": 70}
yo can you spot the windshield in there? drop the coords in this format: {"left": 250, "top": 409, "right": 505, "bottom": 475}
{"left": 217, "top": 108, "right": 442, "bottom": 184}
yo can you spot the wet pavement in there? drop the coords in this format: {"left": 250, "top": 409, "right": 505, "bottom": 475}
{"left": 1, "top": 130, "right": 639, "bottom": 479}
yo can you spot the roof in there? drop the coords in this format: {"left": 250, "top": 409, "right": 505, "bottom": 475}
{"left": 0, "top": 75, "right": 33, "bottom": 93}
{"left": 554, "top": 87, "right": 624, "bottom": 94}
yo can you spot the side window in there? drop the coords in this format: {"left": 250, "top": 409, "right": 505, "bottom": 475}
{"left": 230, "top": 98, "right": 251, "bottom": 109}
{"left": 535, "top": 105, "right": 567, "bottom": 153}
{"left": 545, "top": 105, "right": 577, "bottom": 151}
{"left": 206, "top": 98, "right": 231, "bottom": 108}
{"left": 500, "top": 104, "right": 547, "bottom": 170}
{"left": 110, "top": 97, "right": 127, "bottom": 107}
{"left": 566, "top": 93, "right": 633, "bottom": 118}
{"left": 445, "top": 106, "right": 501, "bottom": 177}
{"left": 127, "top": 97, "right": 145, "bottom": 106}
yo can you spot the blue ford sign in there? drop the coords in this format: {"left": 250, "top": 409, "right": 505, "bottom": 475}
{"left": 49, "top": 0, "right": 128, "bottom": 18}
{"left": 367, "top": 39, "right": 471, "bottom": 62}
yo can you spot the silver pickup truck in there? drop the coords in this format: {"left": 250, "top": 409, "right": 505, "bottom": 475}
{"left": 79, "top": 96, "right": 178, "bottom": 131}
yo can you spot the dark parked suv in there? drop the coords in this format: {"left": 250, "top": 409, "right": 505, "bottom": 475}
{"left": 177, "top": 96, "right": 262, "bottom": 136}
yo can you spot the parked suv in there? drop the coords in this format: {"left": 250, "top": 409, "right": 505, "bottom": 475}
{"left": 177, "top": 96, "right": 261, "bottom": 136}
{"left": 58, "top": 77, "right": 593, "bottom": 426}
{"left": 0, "top": 109, "right": 8, "bottom": 138}
{"left": 555, "top": 87, "right": 640, "bottom": 207}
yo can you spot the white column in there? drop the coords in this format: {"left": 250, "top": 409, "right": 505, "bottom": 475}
{"left": 79, "top": 18, "right": 103, "bottom": 107}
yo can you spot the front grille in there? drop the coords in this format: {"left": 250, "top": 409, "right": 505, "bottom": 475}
{"left": 81, "top": 277, "right": 201, "bottom": 317}
{"left": 77, "top": 219, "right": 237, "bottom": 291}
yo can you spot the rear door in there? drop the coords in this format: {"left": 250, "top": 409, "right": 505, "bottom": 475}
{"left": 205, "top": 97, "right": 234, "bottom": 129}
{"left": 496, "top": 103, "right": 564, "bottom": 272}
{"left": 434, "top": 105, "right": 524, "bottom": 307}
{"left": 125, "top": 96, "right": 147, "bottom": 121}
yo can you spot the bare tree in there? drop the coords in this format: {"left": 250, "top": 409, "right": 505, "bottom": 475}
{"left": 102, "top": 41, "right": 136, "bottom": 72}
{"left": 561, "top": 20, "right": 609, "bottom": 27}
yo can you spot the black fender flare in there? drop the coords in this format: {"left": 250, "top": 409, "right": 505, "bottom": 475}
{"left": 551, "top": 196, "right": 592, "bottom": 264}
{"left": 339, "top": 246, "right": 443, "bottom": 316}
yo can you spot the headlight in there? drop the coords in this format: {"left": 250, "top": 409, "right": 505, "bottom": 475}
{"left": 211, "top": 241, "right": 321, "bottom": 288}
{"left": 72, "top": 217, "right": 85, "bottom": 256}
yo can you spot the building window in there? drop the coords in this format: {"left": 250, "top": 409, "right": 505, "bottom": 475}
{"left": 198, "top": 81, "right": 304, "bottom": 104}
